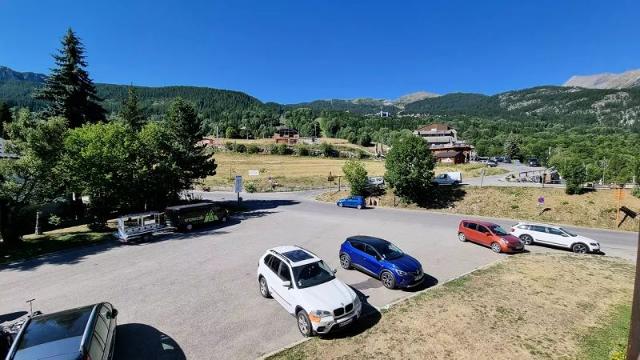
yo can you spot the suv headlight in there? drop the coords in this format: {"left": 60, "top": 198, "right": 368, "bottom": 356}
{"left": 500, "top": 237, "right": 509, "bottom": 244}
{"left": 353, "top": 295, "right": 361, "bottom": 309}
{"left": 395, "top": 269, "right": 407, "bottom": 276}
{"left": 308, "top": 310, "right": 332, "bottom": 323}
{"left": 590, "top": 243, "right": 599, "bottom": 247}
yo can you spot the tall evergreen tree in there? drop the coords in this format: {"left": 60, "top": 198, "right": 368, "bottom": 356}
{"left": 34, "top": 28, "right": 105, "bottom": 128}
{"left": 0, "top": 101, "right": 12, "bottom": 138}
{"left": 120, "top": 87, "right": 145, "bottom": 129}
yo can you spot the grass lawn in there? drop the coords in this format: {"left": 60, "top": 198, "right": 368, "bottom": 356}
{"left": 204, "top": 152, "right": 506, "bottom": 191}
{"left": 267, "top": 254, "right": 634, "bottom": 360}
{"left": 318, "top": 187, "right": 640, "bottom": 231}
{"left": 1, "top": 224, "right": 114, "bottom": 264}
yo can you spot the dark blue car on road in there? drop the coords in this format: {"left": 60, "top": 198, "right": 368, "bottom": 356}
{"left": 339, "top": 236, "right": 424, "bottom": 289}
{"left": 336, "top": 195, "right": 365, "bottom": 209}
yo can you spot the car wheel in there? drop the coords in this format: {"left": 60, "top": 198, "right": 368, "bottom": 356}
{"left": 458, "top": 232, "right": 466, "bottom": 242}
{"left": 520, "top": 234, "right": 534, "bottom": 245}
{"left": 490, "top": 242, "right": 502, "bottom": 253}
{"left": 357, "top": 205, "right": 362, "bottom": 209}
{"left": 381, "top": 271, "right": 396, "bottom": 289}
{"left": 296, "top": 310, "right": 313, "bottom": 337}
{"left": 259, "top": 276, "right": 271, "bottom": 298}
{"left": 221, "top": 216, "right": 228, "bottom": 223}
{"left": 572, "top": 243, "right": 588, "bottom": 254}
{"left": 186, "top": 224, "right": 193, "bottom": 231}
{"left": 340, "top": 253, "right": 352, "bottom": 269}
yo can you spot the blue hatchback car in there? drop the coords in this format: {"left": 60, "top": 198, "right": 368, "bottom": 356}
{"left": 336, "top": 195, "right": 365, "bottom": 209}
{"left": 339, "top": 235, "right": 424, "bottom": 289}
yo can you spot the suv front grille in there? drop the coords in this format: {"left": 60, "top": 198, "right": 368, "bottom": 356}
{"left": 333, "top": 302, "right": 354, "bottom": 318}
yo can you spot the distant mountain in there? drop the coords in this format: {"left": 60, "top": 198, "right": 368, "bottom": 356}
{"left": 0, "top": 66, "right": 266, "bottom": 116}
{"left": 288, "top": 91, "right": 440, "bottom": 114}
{"left": 0, "top": 66, "right": 47, "bottom": 83}
{"left": 564, "top": 69, "right": 640, "bottom": 89}
{"left": 404, "top": 86, "right": 640, "bottom": 127}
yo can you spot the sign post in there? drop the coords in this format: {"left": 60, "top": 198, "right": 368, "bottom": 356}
{"left": 234, "top": 175, "right": 243, "bottom": 204}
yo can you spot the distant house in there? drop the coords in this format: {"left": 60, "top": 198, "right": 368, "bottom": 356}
{"left": 273, "top": 128, "right": 299, "bottom": 145}
{"left": 434, "top": 150, "right": 466, "bottom": 164}
{"left": 414, "top": 123, "right": 474, "bottom": 163}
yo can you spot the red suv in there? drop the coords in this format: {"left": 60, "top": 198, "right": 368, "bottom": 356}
{"left": 458, "top": 220, "right": 524, "bottom": 253}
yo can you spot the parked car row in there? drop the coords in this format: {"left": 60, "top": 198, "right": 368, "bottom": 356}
{"left": 458, "top": 219, "right": 600, "bottom": 254}
{"left": 257, "top": 236, "right": 425, "bottom": 336}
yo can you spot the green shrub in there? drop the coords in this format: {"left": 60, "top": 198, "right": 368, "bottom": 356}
{"left": 245, "top": 182, "right": 257, "bottom": 193}
{"left": 295, "top": 145, "right": 310, "bottom": 156}
{"left": 272, "top": 143, "right": 291, "bottom": 155}
{"left": 224, "top": 142, "right": 234, "bottom": 151}
{"left": 343, "top": 159, "right": 368, "bottom": 196}
{"left": 234, "top": 143, "right": 246, "bottom": 153}
{"left": 633, "top": 186, "right": 640, "bottom": 199}
{"left": 247, "top": 144, "right": 260, "bottom": 154}
{"left": 320, "top": 143, "right": 337, "bottom": 157}
{"left": 47, "top": 214, "right": 62, "bottom": 227}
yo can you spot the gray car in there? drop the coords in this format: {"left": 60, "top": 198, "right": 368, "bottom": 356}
{"left": 5, "top": 302, "right": 118, "bottom": 360}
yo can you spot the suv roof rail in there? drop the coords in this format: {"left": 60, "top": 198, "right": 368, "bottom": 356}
{"left": 268, "top": 249, "right": 291, "bottom": 264}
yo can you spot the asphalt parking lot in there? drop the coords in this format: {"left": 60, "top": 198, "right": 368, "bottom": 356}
{"left": 0, "top": 191, "right": 636, "bottom": 359}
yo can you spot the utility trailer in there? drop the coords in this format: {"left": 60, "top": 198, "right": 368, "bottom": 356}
{"left": 116, "top": 211, "right": 174, "bottom": 243}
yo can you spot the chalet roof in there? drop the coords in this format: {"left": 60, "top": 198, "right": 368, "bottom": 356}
{"left": 416, "top": 123, "right": 452, "bottom": 132}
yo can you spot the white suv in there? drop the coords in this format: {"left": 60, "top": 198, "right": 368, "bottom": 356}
{"left": 257, "top": 246, "right": 362, "bottom": 336}
{"left": 510, "top": 223, "right": 601, "bottom": 253}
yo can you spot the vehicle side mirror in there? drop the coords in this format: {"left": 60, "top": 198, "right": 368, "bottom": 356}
{"left": 107, "top": 309, "right": 118, "bottom": 319}
{"left": 282, "top": 281, "right": 292, "bottom": 288}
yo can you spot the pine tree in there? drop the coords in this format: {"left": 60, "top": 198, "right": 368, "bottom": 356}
{"left": 34, "top": 28, "right": 105, "bottom": 128}
{"left": 120, "top": 87, "right": 145, "bottom": 129}
{"left": 0, "top": 101, "right": 12, "bottom": 138}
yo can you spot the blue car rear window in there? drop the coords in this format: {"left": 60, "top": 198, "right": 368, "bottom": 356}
{"left": 17, "top": 307, "right": 92, "bottom": 350}
{"left": 282, "top": 250, "right": 313, "bottom": 262}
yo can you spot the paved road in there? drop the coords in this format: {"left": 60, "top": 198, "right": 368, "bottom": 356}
{"left": 465, "top": 162, "right": 565, "bottom": 188}
{"left": 0, "top": 191, "right": 636, "bottom": 359}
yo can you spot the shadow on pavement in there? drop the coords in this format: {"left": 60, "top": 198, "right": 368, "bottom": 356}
{"left": 114, "top": 323, "right": 185, "bottom": 360}
{"left": 0, "top": 311, "right": 27, "bottom": 324}
{"left": 418, "top": 187, "right": 467, "bottom": 209}
{"left": 402, "top": 273, "right": 439, "bottom": 293}
{"left": 318, "top": 288, "right": 381, "bottom": 340}
{"left": 1, "top": 199, "right": 298, "bottom": 272}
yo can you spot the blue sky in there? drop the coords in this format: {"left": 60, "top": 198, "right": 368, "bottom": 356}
{"left": 1, "top": 0, "right": 639, "bottom": 103}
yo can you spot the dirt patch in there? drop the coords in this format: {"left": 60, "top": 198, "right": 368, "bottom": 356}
{"left": 267, "top": 254, "right": 634, "bottom": 360}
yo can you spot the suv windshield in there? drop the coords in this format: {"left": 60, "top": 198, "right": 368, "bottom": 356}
{"left": 375, "top": 242, "right": 404, "bottom": 260}
{"left": 292, "top": 260, "right": 335, "bottom": 289}
{"left": 489, "top": 224, "right": 509, "bottom": 236}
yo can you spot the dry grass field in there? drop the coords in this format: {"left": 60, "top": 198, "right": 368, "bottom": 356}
{"left": 203, "top": 152, "right": 506, "bottom": 191}
{"left": 268, "top": 254, "right": 634, "bottom": 360}
{"left": 318, "top": 187, "right": 640, "bottom": 231}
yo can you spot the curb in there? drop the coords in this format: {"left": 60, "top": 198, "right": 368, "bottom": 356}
{"left": 256, "top": 258, "right": 504, "bottom": 359}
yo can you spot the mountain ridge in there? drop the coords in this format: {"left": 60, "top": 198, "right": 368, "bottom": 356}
{"left": 564, "top": 69, "right": 640, "bottom": 89}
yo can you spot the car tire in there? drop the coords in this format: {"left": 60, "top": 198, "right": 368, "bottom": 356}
{"left": 520, "top": 234, "right": 534, "bottom": 245}
{"left": 572, "top": 243, "right": 589, "bottom": 254}
{"left": 490, "top": 242, "right": 502, "bottom": 253}
{"left": 296, "top": 310, "right": 313, "bottom": 337}
{"left": 458, "top": 232, "right": 466, "bottom": 242}
{"left": 340, "top": 253, "right": 352, "bottom": 269}
{"left": 258, "top": 276, "right": 271, "bottom": 298}
{"left": 357, "top": 205, "right": 362, "bottom": 209}
{"left": 381, "top": 271, "right": 396, "bottom": 289}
